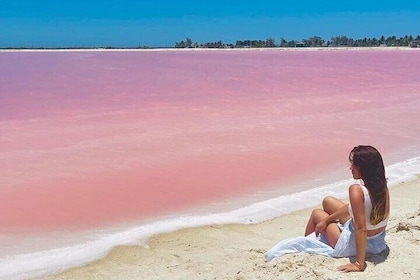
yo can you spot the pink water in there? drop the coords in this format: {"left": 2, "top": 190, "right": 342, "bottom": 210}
{"left": 1, "top": 49, "right": 420, "bottom": 234}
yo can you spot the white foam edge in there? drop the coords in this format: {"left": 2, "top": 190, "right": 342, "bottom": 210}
{"left": 0, "top": 156, "right": 419, "bottom": 280}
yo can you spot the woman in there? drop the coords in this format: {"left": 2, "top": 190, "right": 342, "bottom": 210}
{"left": 304, "top": 145, "right": 390, "bottom": 272}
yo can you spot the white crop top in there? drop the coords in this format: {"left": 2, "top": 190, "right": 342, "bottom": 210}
{"left": 348, "top": 185, "right": 389, "bottom": 230}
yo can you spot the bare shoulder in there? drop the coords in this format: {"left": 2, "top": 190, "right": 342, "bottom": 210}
{"left": 349, "top": 184, "right": 364, "bottom": 202}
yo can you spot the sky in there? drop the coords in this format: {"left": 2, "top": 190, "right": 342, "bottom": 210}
{"left": 0, "top": 0, "right": 419, "bottom": 47}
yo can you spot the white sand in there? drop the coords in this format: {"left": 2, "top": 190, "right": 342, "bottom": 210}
{"left": 43, "top": 177, "right": 420, "bottom": 279}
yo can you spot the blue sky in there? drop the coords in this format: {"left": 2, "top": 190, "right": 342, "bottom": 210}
{"left": 0, "top": 0, "right": 419, "bottom": 47}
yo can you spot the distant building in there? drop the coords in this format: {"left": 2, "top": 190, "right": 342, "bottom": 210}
{"left": 295, "top": 42, "right": 306, "bottom": 48}
{"left": 409, "top": 40, "right": 420, "bottom": 48}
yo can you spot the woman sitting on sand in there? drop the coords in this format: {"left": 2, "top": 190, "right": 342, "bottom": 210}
{"left": 304, "top": 145, "right": 390, "bottom": 272}
{"left": 265, "top": 145, "right": 390, "bottom": 273}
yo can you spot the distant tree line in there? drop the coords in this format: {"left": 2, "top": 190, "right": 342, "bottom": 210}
{"left": 175, "top": 34, "right": 420, "bottom": 49}
{"left": 2, "top": 34, "right": 419, "bottom": 50}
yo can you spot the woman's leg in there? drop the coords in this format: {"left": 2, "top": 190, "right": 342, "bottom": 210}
{"left": 304, "top": 208, "right": 328, "bottom": 236}
{"left": 322, "top": 196, "right": 350, "bottom": 224}
{"left": 323, "top": 223, "right": 342, "bottom": 248}
{"left": 304, "top": 196, "right": 349, "bottom": 247}
{"left": 304, "top": 208, "right": 341, "bottom": 247}
{"left": 305, "top": 196, "right": 345, "bottom": 235}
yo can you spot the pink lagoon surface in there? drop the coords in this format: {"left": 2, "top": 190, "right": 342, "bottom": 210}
{"left": 0, "top": 48, "right": 420, "bottom": 277}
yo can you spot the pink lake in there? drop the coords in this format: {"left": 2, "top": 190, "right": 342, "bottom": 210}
{"left": 1, "top": 49, "right": 420, "bottom": 233}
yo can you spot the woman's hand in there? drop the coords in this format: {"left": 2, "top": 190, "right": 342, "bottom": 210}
{"left": 314, "top": 220, "right": 328, "bottom": 237}
{"left": 337, "top": 262, "right": 364, "bottom": 272}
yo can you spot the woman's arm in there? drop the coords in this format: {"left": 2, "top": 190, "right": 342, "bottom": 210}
{"left": 325, "top": 204, "right": 349, "bottom": 223}
{"left": 338, "top": 184, "right": 367, "bottom": 272}
{"left": 314, "top": 204, "right": 349, "bottom": 236}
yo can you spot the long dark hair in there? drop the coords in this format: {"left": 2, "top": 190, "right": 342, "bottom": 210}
{"left": 349, "top": 145, "right": 387, "bottom": 225}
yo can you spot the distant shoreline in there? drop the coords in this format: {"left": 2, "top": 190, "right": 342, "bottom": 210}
{"left": 0, "top": 46, "right": 418, "bottom": 53}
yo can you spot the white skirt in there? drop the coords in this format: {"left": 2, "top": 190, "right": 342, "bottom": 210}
{"left": 265, "top": 219, "right": 387, "bottom": 262}
{"left": 330, "top": 219, "right": 387, "bottom": 257}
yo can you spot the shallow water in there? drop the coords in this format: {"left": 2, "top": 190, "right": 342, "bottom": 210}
{"left": 0, "top": 49, "right": 419, "bottom": 278}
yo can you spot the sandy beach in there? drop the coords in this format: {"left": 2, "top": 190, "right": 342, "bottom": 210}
{"left": 42, "top": 176, "right": 420, "bottom": 280}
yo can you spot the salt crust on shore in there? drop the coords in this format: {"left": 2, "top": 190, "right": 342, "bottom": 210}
{"left": 43, "top": 177, "right": 420, "bottom": 280}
